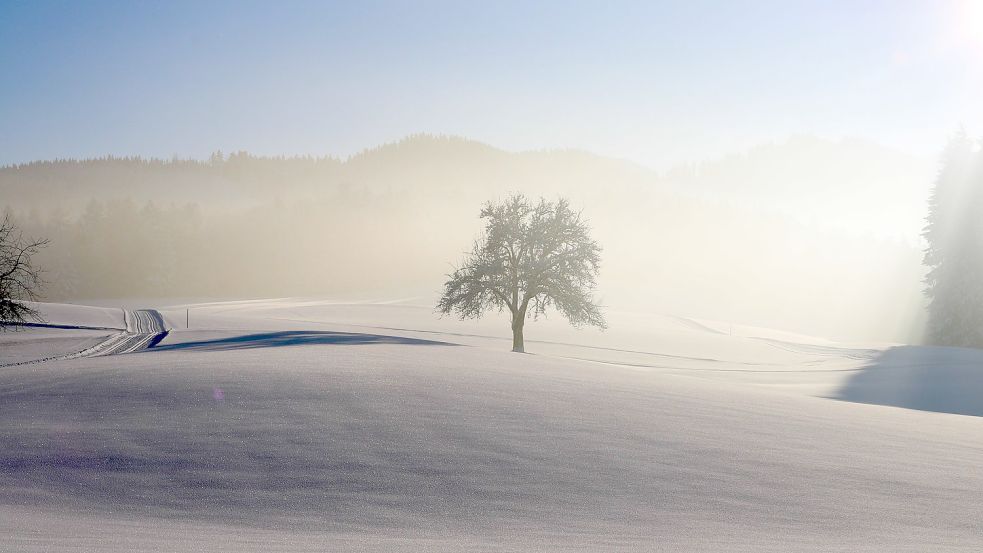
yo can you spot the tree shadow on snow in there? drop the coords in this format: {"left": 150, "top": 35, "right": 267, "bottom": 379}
{"left": 834, "top": 345, "right": 983, "bottom": 417}
{"left": 151, "top": 331, "right": 455, "bottom": 352}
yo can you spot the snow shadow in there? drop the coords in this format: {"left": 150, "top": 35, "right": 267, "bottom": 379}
{"left": 151, "top": 331, "right": 454, "bottom": 352}
{"left": 834, "top": 345, "right": 983, "bottom": 417}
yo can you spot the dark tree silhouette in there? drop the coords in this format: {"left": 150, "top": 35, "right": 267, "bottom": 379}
{"left": 0, "top": 215, "right": 48, "bottom": 326}
{"left": 437, "top": 195, "right": 605, "bottom": 352}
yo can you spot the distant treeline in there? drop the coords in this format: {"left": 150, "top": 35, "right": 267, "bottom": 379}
{"left": 8, "top": 196, "right": 462, "bottom": 300}
{"left": 1, "top": 135, "right": 929, "bottom": 341}
{"left": 923, "top": 131, "right": 983, "bottom": 347}
{"left": 0, "top": 136, "right": 547, "bottom": 214}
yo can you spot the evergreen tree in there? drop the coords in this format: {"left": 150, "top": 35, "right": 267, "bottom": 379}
{"left": 923, "top": 131, "right": 983, "bottom": 347}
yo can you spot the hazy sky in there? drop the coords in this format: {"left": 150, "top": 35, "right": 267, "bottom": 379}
{"left": 2, "top": 0, "right": 981, "bottom": 168}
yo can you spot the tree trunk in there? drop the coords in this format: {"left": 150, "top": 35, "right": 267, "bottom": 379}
{"left": 511, "top": 318, "right": 525, "bottom": 353}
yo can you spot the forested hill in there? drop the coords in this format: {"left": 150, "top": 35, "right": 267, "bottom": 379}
{"left": 0, "top": 135, "right": 659, "bottom": 214}
{"left": 1, "top": 133, "right": 931, "bottom": 234}
{"left": 0, "top": 134, "right": 932, "bottom": 341}
{"left": 1, "top": 154, "right": 341, "bottom": 211}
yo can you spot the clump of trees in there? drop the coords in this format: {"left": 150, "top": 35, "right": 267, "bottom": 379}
{"left": 438, "top": 194, "right": 605, "bottom": 352}
{"left": 0, "top": 214, "right": 47, "bottom": 325}
{"left": 923, "top": 130, "right": 983, "bottom": 348}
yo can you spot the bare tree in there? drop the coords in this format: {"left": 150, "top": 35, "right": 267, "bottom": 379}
{"left": 438, "top": 194, "right": 605, "bottom": 352}
{"left": 0, "top": 214, "right": 48, "bottom": 327}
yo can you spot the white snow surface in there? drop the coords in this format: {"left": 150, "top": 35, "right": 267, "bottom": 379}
{"left": 2, "top": 298, "right": 983, "bottom": 551}
{"left": 19, "top": 301, "right": 125, "bottom": 329}
{"left": 0, "top": 328, "right": 113, "bottom": 365}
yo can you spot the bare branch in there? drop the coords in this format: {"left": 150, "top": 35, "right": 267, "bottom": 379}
{"left": 0, "top": 215, "right": 48, "bottom": 327}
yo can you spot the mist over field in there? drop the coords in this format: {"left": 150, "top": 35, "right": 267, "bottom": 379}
{"left": 2, "top": 134, "right": 931, "bottom": 341}
{"left": 4, "top": 1, "right": 983, "bottom": 551}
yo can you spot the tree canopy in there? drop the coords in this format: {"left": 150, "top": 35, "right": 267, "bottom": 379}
{"left": 437, "top": 194, "right": 605, "bottom": 352}
{"left": 0, "top": 214, "right": 47, "bottom": 326}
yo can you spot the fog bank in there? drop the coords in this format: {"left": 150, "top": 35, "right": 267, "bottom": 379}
{"left": 1, "top": 134, "right": 932, "bottom": 342}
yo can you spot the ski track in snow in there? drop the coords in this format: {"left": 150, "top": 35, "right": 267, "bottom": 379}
{"left": 0, "top": 309, "right": 167, "bottom": 367}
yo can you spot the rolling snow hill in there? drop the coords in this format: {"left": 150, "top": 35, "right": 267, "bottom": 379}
{"left": 2, "top": 299, "right": 982, "bottom": 552}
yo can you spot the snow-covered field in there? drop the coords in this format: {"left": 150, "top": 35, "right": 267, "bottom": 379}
{"left": 2, "top": 299, "right": 983, "bottom": 551}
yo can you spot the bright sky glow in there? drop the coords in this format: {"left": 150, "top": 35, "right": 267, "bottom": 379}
{"left": 1, "top": 0, "right": 981, "bottom": 168}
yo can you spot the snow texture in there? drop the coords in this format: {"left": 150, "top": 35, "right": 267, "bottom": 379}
{"left": 2, "top": 299, "right": 983, "bottom": 551}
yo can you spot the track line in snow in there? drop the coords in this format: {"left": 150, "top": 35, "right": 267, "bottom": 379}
{"left": 0, "top": 309, "right": 168, "bottom": 367}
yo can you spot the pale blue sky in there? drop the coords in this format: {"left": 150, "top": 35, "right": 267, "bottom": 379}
{"left": 1, "top": 0, "right": 981, "bottom": 168}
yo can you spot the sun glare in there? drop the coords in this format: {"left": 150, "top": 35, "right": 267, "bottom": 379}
{"left": 960, "top": 0, "right": 983, "bottom": 45}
